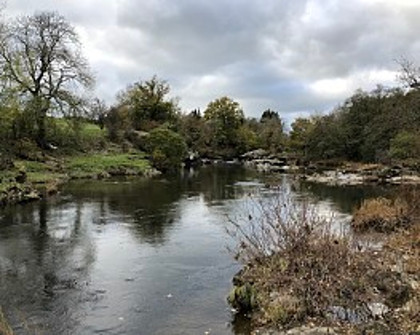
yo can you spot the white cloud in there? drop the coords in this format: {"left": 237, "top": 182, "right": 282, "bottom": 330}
{"left": 4, "top": 0, "right": 420, "bottom": 120}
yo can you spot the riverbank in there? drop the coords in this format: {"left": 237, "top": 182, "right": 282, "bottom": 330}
{"left": 237, "top": 150, "right": 420, "bottom": 186}
{"left": 302, "top": 162, "right": 420, "bottom": 186}
{"left": 0, "top": 149, "right": 157, "bottom": 207}
{"left": 228, "top": 186, "right": 420, "bottom": 334}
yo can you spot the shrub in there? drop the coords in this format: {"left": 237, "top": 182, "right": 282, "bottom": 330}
{"left": 144, "top": 126, "right": 187, "bottom": 171}
{"left": 390, "top": 130, "right": 420, "bottom": 160}
{"left": 227, "top": 189, "right": 413, "bottom": 329}
{"left": 352, "top": 197, "right": 410, "bottom": 232}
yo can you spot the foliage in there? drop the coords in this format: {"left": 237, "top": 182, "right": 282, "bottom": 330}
{"left": 144, "top": 126, "right": 187, "bottom": 171}
{"left": 390, "top": 130, "right": 420, "bottom": 160}
{"left": 294, "top": 86, "right": 420, "bottom": 163}
{"left": 118, "top": 76, "right": 179, "bottom": 130}
{"left": 236, "top": 124, "right": 259, "bottom": 153}
{"left": 104, "top": 106, "right": 132, "bottom": 143}
{"left": 288, "top": 117, "right": 315, "bottom": 156}
{"left": 45, "top": 118, "right": 106, "bottom": 152}
{"left": 259, "top": 112, "right": 285, "bottom": 153}
{"left": 0, "top": 11, "right": 93, "bottom": 148}
{"left": 179, "top": 109, "right": 206, "bottom": 153}
{"left": 203, "top": 96, "right": 245, "bottom": 157}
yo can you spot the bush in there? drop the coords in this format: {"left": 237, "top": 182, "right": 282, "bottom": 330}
{"left": 390, "top": 130, "right": 420, "bottom": 160}
{"left": 352, "top": 197, "right": 410, "bottom": 232}
{"left": 144, "top": 126, "right": 187, "bottom": 171}
{"left": 227, "top": 189, "right": 414, "bottom": 329}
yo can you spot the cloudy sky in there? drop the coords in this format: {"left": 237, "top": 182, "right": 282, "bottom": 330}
{"left": 5, "top": 0, "right": 420, "bottom": 123}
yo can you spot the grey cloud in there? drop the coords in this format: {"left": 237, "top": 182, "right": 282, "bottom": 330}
{"left": 4, "top": 0, "right": 420, "bottom": 121}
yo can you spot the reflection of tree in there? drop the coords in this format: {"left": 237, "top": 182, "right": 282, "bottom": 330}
{"left": 179, "top": 165, "right": 259, "bottom": 205}
{"left": 64, "top": 178, "right": 183, "bottom": 244}
{"left": 298, "top": 181, "right": 393, "bottom": 214}
{"left": 0, "top": 199, "right": 96, "bottom": 334}
{"left": 62, "top": 166, "right": 258, "bottom": 244}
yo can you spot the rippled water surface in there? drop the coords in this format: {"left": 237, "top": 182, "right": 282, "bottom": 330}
{"left": 0, "top": 166, "right": 388, "bottom": 335}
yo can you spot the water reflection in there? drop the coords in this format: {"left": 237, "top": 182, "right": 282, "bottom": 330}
{"left": 0, "top": 166, "right": 390, "bottom": 335}
{"left": 0, "top": 199, "right": 96, "bottom": 334}
{"left": 298, "top": 181, "right": 394, "bottom": 213}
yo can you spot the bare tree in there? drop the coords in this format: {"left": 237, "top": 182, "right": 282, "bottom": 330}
{"left": 0, "top": 11, "right": 94, "bottom": 148}
{"left": 396, "top": 57, "right": 420, "bottom": 90}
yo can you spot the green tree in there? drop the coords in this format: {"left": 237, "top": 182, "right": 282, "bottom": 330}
{"left": 289, "top": 117, "right": 315, "bottom": 156}
{"left": 180, "top": 109, "right": 205, "bottom": 153}
{"left": 204, "top": 96, "right": 244, "bottom": 155}
{"left": 259, "top": 109, "right": 285, "bottom": 153}
{"left": 145, "top": 126, "right": 187, "bottom": 171}
{"left": 0, "top": 11, "right": 93, "bottom": 148}
{"left": 118, "top": 76, "right": 179, "bottom": 130}
{"left": 390, "top": 130, "right": 420, "bottom": 160}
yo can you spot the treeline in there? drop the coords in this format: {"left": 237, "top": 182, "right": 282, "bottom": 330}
{"left": 289, "top": 85, "right": 420, "bottom": 163}
{"left": 101, "top": 76, "right": 286, "bottom": 169}
{"left": 0, "top": 10, "right": 419, "bottom": 172}
{"left": 0, "top": 11, "right": 286, "bottom": 171}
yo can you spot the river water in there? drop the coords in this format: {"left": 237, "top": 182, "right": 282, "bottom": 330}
{"left": 0, "top": 166, "right": 389, "bottom": 335}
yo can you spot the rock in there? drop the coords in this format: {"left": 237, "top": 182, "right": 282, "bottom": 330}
{"left": 24, "top": 191, "right": 41, "bottom": 201}
{"left": 367, "top": 302, "right": 389, "bottom": 318}
{"left": 241, "top": 149, "right": 269, "bottom": 160}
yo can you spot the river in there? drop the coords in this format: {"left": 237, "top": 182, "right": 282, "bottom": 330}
{"left": 0, "top": 165, "right": 389, "bottom": 335}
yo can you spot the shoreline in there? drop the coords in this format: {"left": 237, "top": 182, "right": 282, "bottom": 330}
{"left": 0, "top": 151, "right": 159, "bottom": 208}
{"left": 228, "top": 182, "right": 419, "bottom": 334}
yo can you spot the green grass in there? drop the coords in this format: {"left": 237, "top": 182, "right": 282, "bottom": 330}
{"left": 0, "top": 150, "right": 152, "bottom": 205}
{"left": 14, "top": 160, "right": 50, "bottom": 172}
{"left": 65, "top": 152, "right": 151, "bottom": 178}
{"left": 26, "top": 172, "right": 67, "bottom": 184}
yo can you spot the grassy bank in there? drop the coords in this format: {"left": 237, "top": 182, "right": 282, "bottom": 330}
{"left": 0, "top": 150, "right": 155, "bottom": 207}
{"left": 228, "top": 187, "right": 419, "bottom": 334}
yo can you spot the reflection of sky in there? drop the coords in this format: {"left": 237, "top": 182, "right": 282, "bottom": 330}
{"left": 0, "top": 168, "right": 389, "bottom": 334}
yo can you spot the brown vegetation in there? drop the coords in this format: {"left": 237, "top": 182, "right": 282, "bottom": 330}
{"left": 351, "top": 197, "right": 410, "bottom": 232}
{"left": 228, "top": 188, "right": 420, "bottom": 333}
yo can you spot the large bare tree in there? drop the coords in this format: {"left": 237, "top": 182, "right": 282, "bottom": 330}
{"left": 0, "top": 11, "right": 94, "bottom": 147}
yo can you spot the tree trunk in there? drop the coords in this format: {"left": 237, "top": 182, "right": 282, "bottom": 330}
{"left": 36, "top": 108, "right": 48, "bottom": 149}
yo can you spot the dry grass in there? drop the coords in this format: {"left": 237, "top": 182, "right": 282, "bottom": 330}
{"left": 228, "top": 192, "right": 376, "bottom": 327}
{"left": 228, "top": 187, "right": 420, "bottom": 332}
{"left": 352, "top": 197, "right": 410, "bottom": 232}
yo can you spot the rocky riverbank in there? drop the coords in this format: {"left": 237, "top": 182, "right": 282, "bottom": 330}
{"left": 303, "top": 164, "right": 420, "bottom": 186}
{"left": 228, "top": 186, "right": 420, "bottom": 334}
